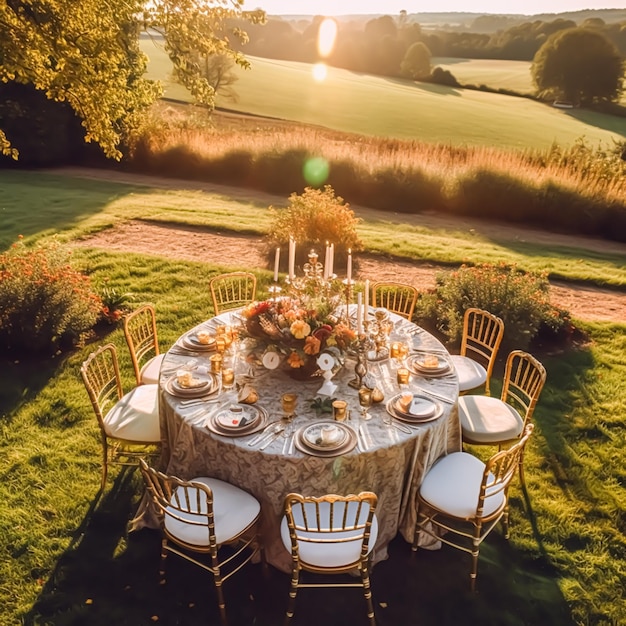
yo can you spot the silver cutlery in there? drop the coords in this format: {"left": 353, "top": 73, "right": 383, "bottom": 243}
{"left": 392, "top": 421, "right": 412, "bottom": 435}
{"left": 413, "top": 385, "right": 456, "bottom": 404}
{"left": 258, "top": 425, "right": 285, "bottom": 450}
{"left": 358, "top": 424, "right": 371, "bottom": 451}
{"left": 247, "top": 422, "right": 281, "bottom": 447}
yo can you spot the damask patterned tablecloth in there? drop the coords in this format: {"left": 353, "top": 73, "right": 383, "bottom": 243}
{"left": 155, "top": 309, "right": 461, "bottom": 573}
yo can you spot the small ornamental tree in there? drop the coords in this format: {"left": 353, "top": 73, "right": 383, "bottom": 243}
{"left": 266, "top": 186, "right": 363, "bottom": 270}
{"left": 532, "top": 28, "right": 624, "bottom": 105}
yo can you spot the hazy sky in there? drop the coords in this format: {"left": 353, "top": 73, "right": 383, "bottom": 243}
{"left": 245, "top": 1, "right": 626, "bottom": 16}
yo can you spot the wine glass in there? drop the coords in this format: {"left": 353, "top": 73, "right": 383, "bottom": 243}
{"left": 358, "top": 387, "right": 373, "bottom": 421}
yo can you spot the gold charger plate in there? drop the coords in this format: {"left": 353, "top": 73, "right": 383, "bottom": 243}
{"left": 206, "top": 405, "right": 268, "bottom": 437}
{"left": 294, "top": 422, "right": 357, "bottom": 457}
{"left": 407, "top": 354, "right": 451, "bottom": 376}
{"left": 386, "top": 394, "right": 443, "bottom": 424}
{"left": 165, "top": 372, "right": 219, "bottom": 398}
{"left": 181, "top": 331, "right": 216, "bottom": 352}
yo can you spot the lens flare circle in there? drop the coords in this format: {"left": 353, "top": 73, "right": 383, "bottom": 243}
{"left": 303, "top": 157, "right": 330, "bottom": 186}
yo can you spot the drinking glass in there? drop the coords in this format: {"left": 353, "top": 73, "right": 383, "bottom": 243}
{"left": 221, "top": 367, "right": 235, "bottom": 390}
{"left": 358, "top": 387, "right": 373, "bottom": 421}
{"left": 397, "top": 367, "right": 410, "bottom": 387}
{"left": 281, "top": 393, "right": 297, "bottom": 420}
{"left": 332, "top": 400, "right": 348, "bottom": 422}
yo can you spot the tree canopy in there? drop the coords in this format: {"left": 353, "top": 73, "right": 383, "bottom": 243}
{"left": 531, "top": 27, "right": 624, "bottom": 105}
{"left": 0, "top": 0, "right": 264, "bottom": 160}
{"left": 400, "top": 42, "right": 432, "bottom": 80}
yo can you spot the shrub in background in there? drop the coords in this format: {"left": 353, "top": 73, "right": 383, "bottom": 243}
{"left": 265, "top": 185, "right": 363, "bottom": 270}
{"left": 415, "top": 262, "right": 571, "bottom": 350}
{"left": 0, "top": 238, "right": 103, "bottom": 354}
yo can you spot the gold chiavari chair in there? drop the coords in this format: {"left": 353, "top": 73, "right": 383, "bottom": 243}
{"left": 450, "top": 308, "right": 505, "bottom": 396}
{"left": 458, "top": 350, "right": 546, "bottom": 487}
{"left": 413, "top": 424, "right": 534, "bottom": 591}
{"left": 123, "top": 304, "right": 165, "bottom": 386}
{"left": 80, "top": 343, "right": 160, "bottom": 489}
{"left": 210, "top": 272, "right": 257, "bottom": 316}
{"left": 139, "top": 460, "right": 262, "bottom": 626}
{"left": 281, "top": 492, "right": 379, "bottom": 626}
{"left": 370, "top": 281, "right": 418, "bottom": 320}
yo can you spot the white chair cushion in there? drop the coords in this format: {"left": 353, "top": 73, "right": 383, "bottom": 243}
{"left": 103, "top": 384, "right": 160, "bottom": 442}
{"left": 140, "top": 353, "right": 166, "bottom": 385}
{"left": 451, "top": 355, "right": 487, "bottom": 392}
{"left": 280, "top": 501, "right": 379, "bottom": 569}
{"left": 164, "top": 477, "right": 260, "bottom": 546}
{"left": 420, "top": 452, "right": 505, "bottom": 519}
{"left": 459, "top": 395, "right": 524, "bottom": 443}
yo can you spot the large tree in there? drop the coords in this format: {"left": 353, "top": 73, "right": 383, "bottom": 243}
{"left": 531, "top": 27, "right": 624, "bottom": 105}
{"left": 0, "top": 0, "right": 264, "bottom": 160}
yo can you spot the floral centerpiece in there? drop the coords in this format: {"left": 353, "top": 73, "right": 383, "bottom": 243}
{"left": 241, "top": 289, "right": 356, "bottom": 379}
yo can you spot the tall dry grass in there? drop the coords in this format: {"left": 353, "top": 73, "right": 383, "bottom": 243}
{"left": 127, "top": 105, "right": 626, "bottom": 241}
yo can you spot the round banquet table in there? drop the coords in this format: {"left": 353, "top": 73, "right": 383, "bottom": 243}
{"left": 153, "top": 307, "right": 461, "bottom": 573}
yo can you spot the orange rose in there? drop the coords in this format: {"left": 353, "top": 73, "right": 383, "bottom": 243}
{"left": 287, "top": 351, "right": 305, "bottom": 368}
{"left": 303, "top": 335, "right": 321, "bottom": 355}
{"left": 290, "top": 319, "right": 311, "bottom": 339}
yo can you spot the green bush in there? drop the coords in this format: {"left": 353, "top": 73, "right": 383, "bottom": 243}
{"left": 415, "top": 262, "right": 572, "bottom": 350}
{"left": 0, "top": 238, "right": 103, "bottom": 354}
{"left": 265, "top": 185, "right": 363, "bottom": 269}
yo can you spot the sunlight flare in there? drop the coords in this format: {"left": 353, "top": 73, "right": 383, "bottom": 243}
{"left": 317, "top": 17, "right": 337, "bottom": 58}
{"left": 312, "top": 62, "right": 328, "bottom": 81}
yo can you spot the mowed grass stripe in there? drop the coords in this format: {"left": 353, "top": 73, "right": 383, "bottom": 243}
{"left": 140, "top": 42, "right": 626, "bottom": 150}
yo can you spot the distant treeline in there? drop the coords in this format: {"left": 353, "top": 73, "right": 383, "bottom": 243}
{"left": 227, "top": 14, "right": 626, "bottom": 77}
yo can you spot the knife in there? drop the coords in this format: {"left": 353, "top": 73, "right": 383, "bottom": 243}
{"left": 413, "top": 385, "right": 455, "bottom": 404}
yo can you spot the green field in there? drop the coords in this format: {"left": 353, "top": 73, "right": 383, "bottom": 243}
{"left": 433, "top": 57, "right": 534, "bottom": 93}
{"left": 140, "top": 41, "right": 626, "bottom": 150}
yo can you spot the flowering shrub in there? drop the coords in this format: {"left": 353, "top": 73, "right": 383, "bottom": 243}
{"left": 416, "top": 262, "right": 572, "bottom": 350}
{"left": 0, "top": 238, "right": 103, "bottom": 354}
{"left": 266, "top": 186, "right": 363, "bottom": 268}
{"left": 242, "top": 293, "right": 356, "bottom": 371}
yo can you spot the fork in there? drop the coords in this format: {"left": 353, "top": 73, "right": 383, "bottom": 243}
{"left": 258, "top": 424, "right": 285, "bottom": 450}
{"left": 247, "top": 421, "right": 281, "bottom": 447}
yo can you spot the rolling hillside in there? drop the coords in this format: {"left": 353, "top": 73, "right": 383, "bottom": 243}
{"left": 140, "top": 42, "right": 626, "bottom": 150}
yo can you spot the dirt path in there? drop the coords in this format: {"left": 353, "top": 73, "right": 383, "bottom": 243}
{"left": 75, "top": 219, "right": 626, "bottom": 323}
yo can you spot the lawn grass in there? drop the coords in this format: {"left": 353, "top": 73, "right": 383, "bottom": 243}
{"left": 1, "top": 244, "right": 625, "bottom": 625}
{"left": 1, "top": 170, "right": 626, "bottom": 624}
{"left": 3, "top": 170, "right": 626, "bottom": 288}
{"left": 139, "top": 41, "right": 626, "bottom": 151}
